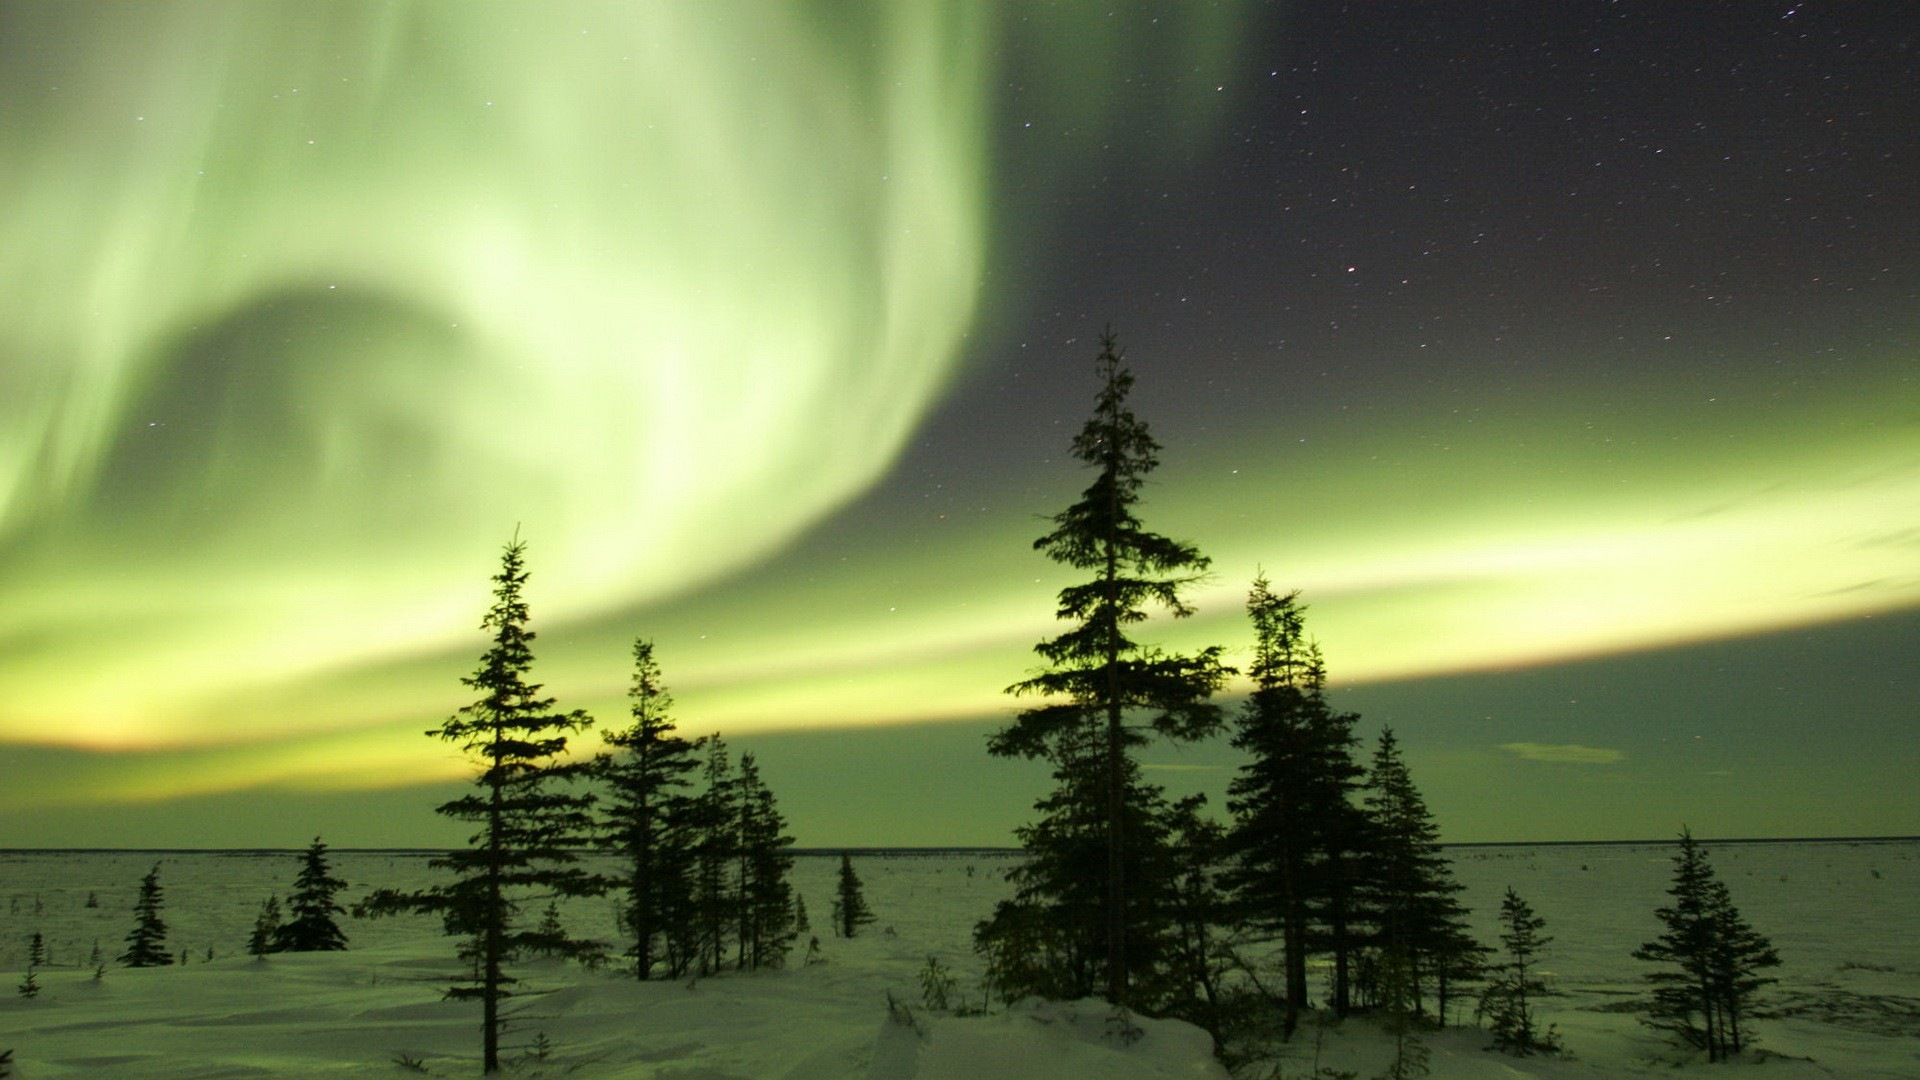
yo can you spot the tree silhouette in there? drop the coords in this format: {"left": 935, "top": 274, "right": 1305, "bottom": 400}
{"left": 597, "top": 638, "right": 701, "bottom": 980}
{"left": 1223, "top": 578, "right": 1368, "bottom": 1032}
{"left": 1478, "top": 888, "right": 1560, "bottom": 1055}
{"left": 1362, "top": 727, "right": 1481, "bottom": 1022}
{"left": 357, "top": 536, "right": 598, "bottom": 1074}
{"left": 120, "top": 863, "right": 172, "bottom": 967}
{"left": 1634, "top": 828, "right": 1780, "bottom": 1062}
{"left": 834, "top": 853, "right": 876, "bottom": 939}
{"left": 274, "top": 837, "right": 348, "bottom": 952}
{"left": 987, "top": 329, "right": 1229, "bottom": 1005}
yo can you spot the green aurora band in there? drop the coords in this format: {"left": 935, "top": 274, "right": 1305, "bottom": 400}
{"left": 1, "top": 5, "right": 1002, "bottom": 739}
{"left": 1, "top": 3, "right": 1914, "bottom": 830}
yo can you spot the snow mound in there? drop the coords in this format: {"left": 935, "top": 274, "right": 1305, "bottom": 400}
{"left": 866, "top": 998, "right": 1226, "bottom": 1080}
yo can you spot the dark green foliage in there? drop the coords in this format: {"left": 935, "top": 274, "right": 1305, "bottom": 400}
{"left": 17, "top": 934, "right": 41, "bottom": 999}
{"left": 1159, "top": 794, "right": 1231, "bottom": 1036}
{"left": 1633, "top": 828, "right": 1781, "bottom": 1062}
{"left": 987, "top": 330, "right": 1229, "bottom": 1006}
{"left": 688, "top": 735, "right": 737, "bottom": 976}
{"left": 1360, "top": 728, "right": 1483, "bottom": 1023}
{"left": 1478, "top": 888, "right": 1560, "bottom": 1056}
{"left": 732, "top": 752, "right": 796, "bottom": 970}
{"left": 794, "top": 893, "right": 811, "bottom": 935}
{"left": 119, "top": 863, "right": 172, "bottom": 967}
{"left": 1222, "top": 579, "right": 1368, "bottom": 1033}
{"left": 640, "top": 732, "right": 799, "bottom": 978}
{"left": 596, "top": 638, "right": 701, "bottom": 980}
{"left": 248, "top": 895, "right": 283, "bottom": 957}
{"left": 355, "top": 537, "right": 599, "bottom": 1075}
{"left": 976, "top": 731, "right": 1183, "bottom": 1008}
{"left": 274, "top": 837, "right": 349, "bottom": 952}
{"left": 834, "top": 853, "right": 876, "bottom": 939}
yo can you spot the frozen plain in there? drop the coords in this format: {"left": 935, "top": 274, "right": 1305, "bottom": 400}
{"left": 0, "top": 840, "right": 1913, "bottom": 1078}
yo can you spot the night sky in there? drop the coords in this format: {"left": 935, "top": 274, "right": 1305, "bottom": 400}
{"left": 2, "top": 2, "right": 1914, "bottom": 848}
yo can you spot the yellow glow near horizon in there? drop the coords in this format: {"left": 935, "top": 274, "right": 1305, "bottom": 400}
{"left": 0, "top": 4, "right": 1912, "bottom": 827}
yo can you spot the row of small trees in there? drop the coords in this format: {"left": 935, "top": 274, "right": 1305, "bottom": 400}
{"left": 977, "top": 331, "right": 1781, "bottom": 1065}
{"left": 350, "top": 535, "right": 805, "bottom": 1074}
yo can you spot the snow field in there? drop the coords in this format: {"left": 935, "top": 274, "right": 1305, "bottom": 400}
{"left": 0, "top": 842, "right": 1913, "bottom": 1078}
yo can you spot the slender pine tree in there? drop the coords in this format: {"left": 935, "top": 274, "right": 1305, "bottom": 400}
{"left": 689, "top": 735, "right": 738, "bottom": 977}
{"left": 597, "top": 638, "right": 701, "bottom": 980}
{"left": 356, "top": 536, "right": 599, "bottom": 1075}
{"left": 1633, "top": 828, "right": 1780, "bottom": 1062}
{"left": 120, "top": 863, "right": 172, "bottom": 967}
{"left": 733, "top": 753, "right": 796, "bottom": 970}
{"left": 1361, "top": 728, "right": 1482, "bottom": 1023}
{"left": 1223, "top": 578, "right": 1369, "bottom": 1033}
{"left": 248, "top": 896, "right": 283, "bottom": 957}
{"left": 987, "top": 329, "right": 1229, "bottom": 1006}
{"left": 274, "top": 837, "right": 349, "bottom": 952}
{"left": 1478, "top": 888, "right": 1560, "bottom": 1055}
{"left": 834, "top": 853, "right": 877, "bottom": 939}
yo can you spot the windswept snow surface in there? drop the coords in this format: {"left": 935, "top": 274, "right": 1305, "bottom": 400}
{"left": 0, "top": 841, "right": 1913, "bottom": 1078}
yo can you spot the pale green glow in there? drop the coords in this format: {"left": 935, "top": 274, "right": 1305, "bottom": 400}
{"left": 1, "top": 4, "right": 1912, "bottom": 828}
{"left": 1, "top": 3, "right": 994, "bottom": 744}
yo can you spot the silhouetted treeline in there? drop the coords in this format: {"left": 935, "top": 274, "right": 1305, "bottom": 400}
{"left": 974, "top": 332, "right": 1779, "bottom": 1069}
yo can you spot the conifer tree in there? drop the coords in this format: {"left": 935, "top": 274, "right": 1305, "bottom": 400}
{"left": 1161, "top": 795, "right": 1229, "bottom": 1034}
{"left": 1361, "top": 728, "right": 1482, "bottom": 1023}
{"left": 689, "top": 735, "right": 738, "bottom": 976}
{"left": 120, "top": 863, "right": 173, "bottom": 967}
{"left": 248, "top": 896, "right": 283, "bottom": 957}
{"left": 597, "top": 638, "right": 701, "bottom": 980}
{"left": 356, "top": 536, "right": 599, "bottom": 1075}
{"left": 986, "top": 330, "right": 1229, "bottom": 1006}
{"left": 733, "top": 753, "right": 796, "bottom": 970}
{"left": 834, "top": 853, "right": 876, "bottom": 939}
{"left": 1633, "top": 828, "right": 1780, "bottom": 1062}
{"left": 1478, "top": 888, "right": 1559, "bottom": 1055}
{"left": 274, "top": 837, "right": 349, "bottom": 952}
{"left": 1222, "top": 578, "right": 1368, "bottom": 1034}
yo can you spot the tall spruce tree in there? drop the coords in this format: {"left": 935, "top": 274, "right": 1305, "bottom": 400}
{"left": 1633, "top": 828, "right": 1780, "bottom": 1062}
{"left": 273, "top": 837, "right": 349, "bottom": 952}
{"left": 733, "top": 753, "right": 796, "bottom": 971}
{"left": 356, "top": 536, "right": 599, "bottom": 1075}
{"left": 120, "top": 863, "right": 172, "bottom": 967}
{"left": 689, "top": 734, "right": 738, "bottom": 977}
{"left": 834, "top": 853, "right": 876, "bottom": 939}
{"left": 597, "top": 638, "right": 701, "bottom": 980}
{"left": 985, "top": 330, "right": 1229, "bottom": 1006}
{"left": 1361, "top": 728, "right": 1482, "bottom": 1023}
{"left": 1223, "top": 578, "right": 1367, "bottom": 1034}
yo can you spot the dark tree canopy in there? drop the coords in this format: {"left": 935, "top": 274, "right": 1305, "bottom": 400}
{"left": 1222, "top": 578, "right": 1369, "bottom": 1032}
{"left": 1634, "top": 828, "right": 1781, "bottom": 1062}
{"left": 984, "top": 330, "right": 1229, "bottom": 1007}
{"left": 1361, "top": 727, "right": 1482, "bottom": 1023}
{"left": 834, "top": 853, "right": 877, "bottom": 940}
{"left": 120, "top": 863, "right": 172, "bottom": 968}
{"left": 1478, "top": 888, "right": 1560, "bottom": 1056}
{"left": 356, "top": 536, "right": 599, "bottom": 1074}
{"left": 273, "top": 837, "right": 349, "bottom": 952}
{"left": 597, "top": 638, "right": 701, "bottom": 980}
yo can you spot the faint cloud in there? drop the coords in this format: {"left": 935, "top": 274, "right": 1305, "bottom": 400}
{"left": 1142, "top": 763, "right": 1225, "bottom": 773}
{"left": 1498, "top": 742, "right": 1625, "bottom": 765}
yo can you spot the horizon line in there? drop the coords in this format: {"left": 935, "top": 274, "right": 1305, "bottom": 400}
{"left": 1, "top": 835, "right": 1915, "bottom": 855}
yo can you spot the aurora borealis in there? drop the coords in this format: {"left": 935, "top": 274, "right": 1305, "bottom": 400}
{"left": 2, "top": 2, "right": 1914, "bottom": 847}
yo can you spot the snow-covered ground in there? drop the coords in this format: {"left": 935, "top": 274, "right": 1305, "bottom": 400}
{"left": 0, "top": 841, "right": 1913, "bottom": 1078}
